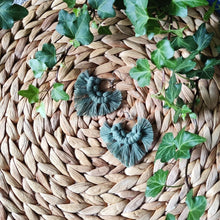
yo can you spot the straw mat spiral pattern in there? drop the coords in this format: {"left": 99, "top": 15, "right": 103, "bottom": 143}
{"left": 0, "top": 0, "right": 220, "bottom": 219}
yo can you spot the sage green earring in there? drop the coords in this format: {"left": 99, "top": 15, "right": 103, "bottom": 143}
{"left": 74, "top": 71, "right": 122, "bottom": 116}
{"left": 100, "top": 118, "right": 154, "bottom": 167}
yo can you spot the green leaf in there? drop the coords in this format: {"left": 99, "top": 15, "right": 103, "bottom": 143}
{"left": 204, "top": 0, "right": 217, "bottom": 21}
{"left": 56, "top": 7, "right": 93, "bottom": 45}
{"left": 155, "top": 133, "right": 176, "bottom": 162}
{"left": 169, "top": 0, "right": 209, "bottom": 17}
{"left": 124, "top": 0, "right": 149, "bottom": 36}
{"left": 129, "top": 58, "right": 151, "bottom": 87}
{"left": 63, "top": 0, "right": 76, "bottom": 8}
{"left": 171, "top": 36, "right": 198, "bottom": 52}
{"left": 200, "top": 59, "right": 220, "bottom": 79}
{"left": 0, "top": 0, "right": 28, "bottom": 29}
{"left": 166, "top": 213, "right": 176, "bottom": 220}
{"left": 165, "top": 74, "right": 181, "bottom": 103}
{"left": 146, "top": 20, "right": 161, "bottom": 39}
{"left": 174, "top": 57, "right": 196, "bottom": 74}
{"left": 28, "top": 59, "right": 47, "bottom": 78}
{"left": 163, "top": 59, "right": 178, "bottom": 70}
{"left": 88, "top": 0, "right": 116, "bottom": 19}
{"left": 73, "top": 7, "right": 81, "bottom": 17}
{"left": 18, "top": 85, "right": 39, "bottom": 104}
{"left": 180, "top": 105, "right": 192, "bottom": 120}
{"left": 35, "top": 43, "right": 57, "bottom": 69}
{"left": 186, "top": 58, "right": 220, "bottom": 79}
{"left": 189, "top": 112, "right": 197, "bottom": 119}
{"left": 156, "top": 128, "right": 206, "bottom": 162}
{"left": 91, "top": 21, "right": 98, "bottom": 29}
{"left": 174, "top": 128, "right": 206, "bottom": 160}
{"left": 145, "top": 169, "right": 168, "bottom": 197}
{"left": 51, "top": 83, "right": 69, "bottom": 102}
{"left": 56, "top": 9, "right": 76, "bottom": 39}
{"left": 193, "top": 23, "right": 213, "bottom": 51}
{"left": 151, "top": 39, "right": 174, "bottom": 68}
{"left": 36, "top": 102, "right": 46, "bottom": 118}
{"left": 70, "top": 39, "right": 80, "bottom": 48}
{"left": 174, "top": 108, "right": 182, "bottom": 123}
{"left": 98, "top": 26, "right": 112, "bottom": 35}
{"left": 180, "top": 105, "right": 192, "bottom": 121}
{"left": 186, "top": 190, "right": 207, "bottom": 220}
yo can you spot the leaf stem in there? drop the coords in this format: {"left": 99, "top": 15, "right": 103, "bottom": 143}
{"left": 149, "top": 17, "right": 160, "bottom": 21}
{"left": 176, "top": 73, "right": 190, "bottom": 81}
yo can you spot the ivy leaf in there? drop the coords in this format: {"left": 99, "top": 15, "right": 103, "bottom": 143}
{"left": 56, "top": 7, "right": 93, "bottom": 45}
{"left": 204, "top": 0, "right": 217, "bottom": 21}
{"left": 146, "top": 20, "right": 161, "bottom": 39}
{"left": 36, "top": 102, "right": 46, "bottom": 118}
{"left": 35, "top": 43, "right": 57, "bottom": 69}
{"left": 88, "top": 0, "right": 116, "bottom": 19}
{"left": 28, "top": 59, "right": 47, "bottom": 78}
{"left": 166, "top": 213, "right": 176, "bottom": 220}
{"left": 199, "top": 59, "right": 220, "bottom": 79}
{"left": 174, "top": 57, "right": 196, "bottom": 74}
{"left": 193, "top": 23, "right": 213, "bottom": 51}
{"left": 124, "top": 0, "right": 149, "bottom": 36}
{"left": 145, "top": 169, "right": 168, "bottom": 197}
{"left": 63, "top": 0, "right": 76, "bottom": 8}
{"left": 174, "top": 108, "right": 182, "bottom": 124}
{"left": 171, "top": 36, "right": 198, "bottom": 52}
{"left": 174, "top": 128, "right": 206, "bottom": 160}
{"left": 153, "top": 76, "right": 194, "bottom": 123}
{"left": 51, "top": 83, "right": 69, "bottom": 102}
{"left": 73, "top": 7, "right": 81, "bottom": 17}
{"left": 18, "top": 85, "right": 39, "bottom": 104}
{"left": 169, "top": 0, "right": 209, "bottom": 17}
{"left": 155, "top": 133, "right": 176, "bottom": 162}
{"left": 156, "top": 128, "right": 206, "bottom": 162}
{"left": 189, "top": 112, "right": 197, "bottom": 119}
{"left": 165, "top": 74, "right": 181, "bottom": 104}
{"left": 186, "top": 59, "right": 220, "bottom": 79}
{"left": 180, "top": 105, "right": 193, "bottom": 121}
{"left": 56, "top": 9, "right": 76, "bottom": 39}
{"left": 0, "top": 0, "right": 28, "bottom": 29}
{"left": 91, "top": 21, "right": 98, "bottom": 29}
{"left": 151, "top": 39, "right": 174, "bottom": 69}
{"left": 129, "top": 59, "right": 151, "bottom": 87}
{"left": 70, "top": 39, "right": 80, "bottom": 48}
{"left": 98, "top": 26, "right": 112, "bottom": 35}
{"left": 186, "top": 190, "right": 207, "bottom": 220}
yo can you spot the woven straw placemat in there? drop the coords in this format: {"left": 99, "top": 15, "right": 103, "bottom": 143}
{"left": 0, "top": 0, "right": 220, "bottom": 219}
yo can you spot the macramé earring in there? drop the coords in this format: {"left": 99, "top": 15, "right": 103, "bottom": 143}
{"left": 74, "top": 71, "right": 122, "bottom": 116}
{"left": 100, "top": 118, "right": 154, "bottom": 167}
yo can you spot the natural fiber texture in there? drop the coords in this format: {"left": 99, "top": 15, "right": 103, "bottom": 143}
{"left": 0, "top": 0, "right": 220, "bottom": 219}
